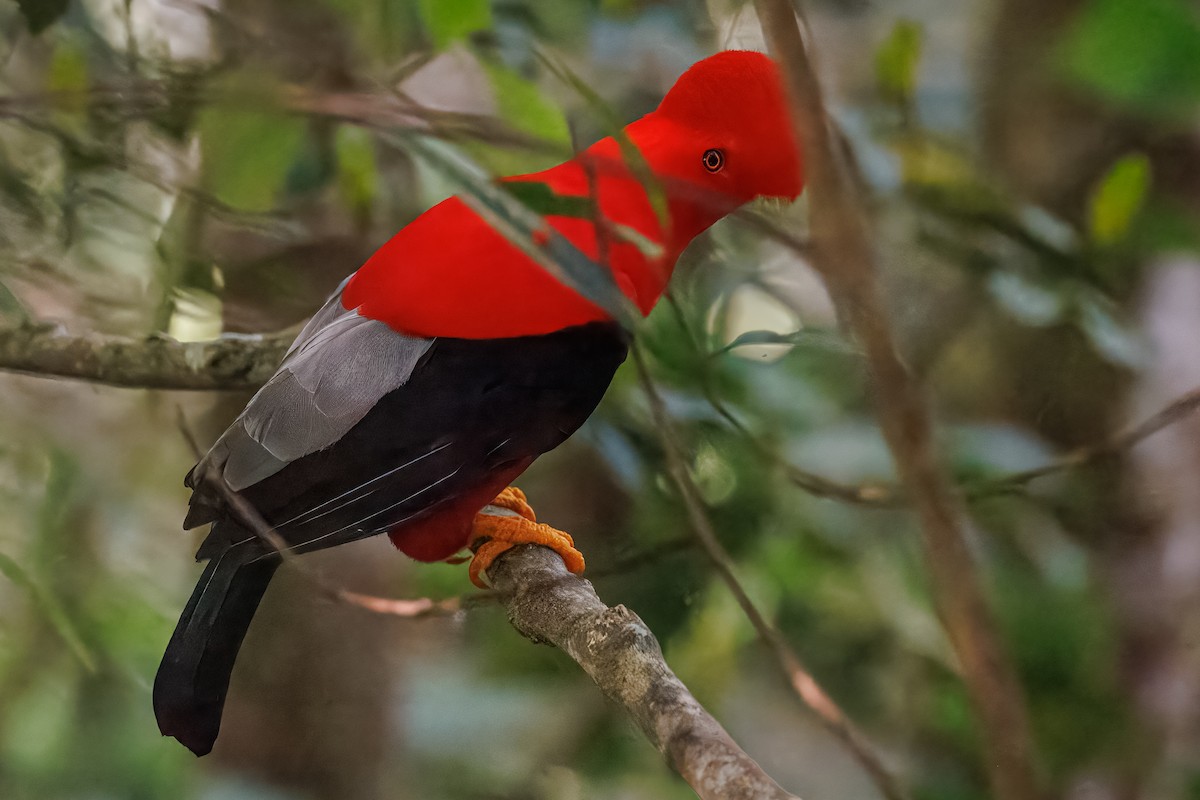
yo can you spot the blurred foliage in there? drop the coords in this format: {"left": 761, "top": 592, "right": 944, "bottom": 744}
{"left": 0, "top": 0, "right": 1199, "bottom": 800}
{"left": 1060, "top": 0, "right": 1200, "bottom": 118}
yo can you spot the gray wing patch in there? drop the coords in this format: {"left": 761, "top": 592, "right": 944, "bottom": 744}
{"left": 199, "top": 292, "right": 433, "bottom": 492}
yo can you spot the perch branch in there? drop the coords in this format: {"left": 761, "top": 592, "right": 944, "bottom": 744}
{"left": 178, "top": 417, "right": 799, "bottom": 798}
{"left": 754, "top": 3, "right": 1041, "bottom": 799}
{"left": 485, "top": 544, "right": 802, "bottom": 800}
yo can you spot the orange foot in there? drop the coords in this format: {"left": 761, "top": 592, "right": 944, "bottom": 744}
{"left": 468, "top": 486, "right": 586, "bottom": 589}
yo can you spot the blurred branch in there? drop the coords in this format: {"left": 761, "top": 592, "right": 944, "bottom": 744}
{"left": 964, "top": 386, "right": 1200, "bottom": 498}
{"left": 633, "top": 347, "right": 908, "bottom": 800}
{"left": 485, "top": 544, "right": 802, "bottom": 800}
{"left": 0, "top": 80, "right": 566, "bottom": 156}
{"left": 754, "top": 3, "right": 1042, "bottom": 800}
{"left": 0, "top": 323, "right": 290, "bottom": 390}
{"left": 766, "top": 384, "right": 1200, "bottom": 507}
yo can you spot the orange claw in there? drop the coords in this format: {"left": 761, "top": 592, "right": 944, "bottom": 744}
{"left": 468, "top": 487, "right": 585, "bottom": 589}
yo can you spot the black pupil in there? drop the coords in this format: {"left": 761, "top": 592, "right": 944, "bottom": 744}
{"left": 703, "top": 149, "right": 724, "bottom": 173}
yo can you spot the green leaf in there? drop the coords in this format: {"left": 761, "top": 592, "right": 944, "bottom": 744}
{"left": 713, "top": 328, "right": 859, "bottom": 357}
{"left": 875, "top": 19, "right": 923, "bottom": 105}
{"left": 17, "top": 0, "right": 70, "bottom": 34}
{"left": 198, "top": 91, "right": 307, "bottom": 212}
{"left": 1088, "top": 153, "right": 1151, "bottom": 245}
{"left": 503, "top": 180, "right": 593, "bottom": 218}
{"left": 418, "top": 0, "right": 492, "bottom": 49}
{"left": 1061, "top": 0, "right": 1200, "bottom": 117}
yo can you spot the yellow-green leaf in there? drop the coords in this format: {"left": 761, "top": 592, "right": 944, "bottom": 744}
{"left": 1089, "top": 153, "right": 1151, "bottom": 245}
{"left": 875, "top": 19, "right": 923, "bottom": 105}
{"left": 46, "top": 39, "right": 88, "bottom": 113}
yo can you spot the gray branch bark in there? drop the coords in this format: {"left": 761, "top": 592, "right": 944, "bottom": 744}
{"left": 0, "top": 324, "right": 288, "bottom": 390}
{"left": 486, "top": 545, "right": 803, "bottom": 800}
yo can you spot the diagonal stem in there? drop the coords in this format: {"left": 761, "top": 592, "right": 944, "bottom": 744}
{"left": 753, "top": 2, "right": 1042, "bottom": 799}
{"left": 633, "top": 346, "right": 909, "bottom": 800}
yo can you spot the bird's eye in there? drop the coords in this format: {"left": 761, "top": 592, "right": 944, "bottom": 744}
{"left": 702, "top": 148, "right": 725, "bottom": 173}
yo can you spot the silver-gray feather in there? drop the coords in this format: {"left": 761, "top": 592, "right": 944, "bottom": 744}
{"left": 197, "top": 290, "right": 433, "bottom": 492}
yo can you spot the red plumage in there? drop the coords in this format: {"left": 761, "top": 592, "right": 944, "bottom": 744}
{"left": 343, "top": 50, "right": 801, "bottom": 338}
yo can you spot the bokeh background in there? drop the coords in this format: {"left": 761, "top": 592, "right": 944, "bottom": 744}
{"left": 1, "top": 0, "right": 1199, "bottom": 798}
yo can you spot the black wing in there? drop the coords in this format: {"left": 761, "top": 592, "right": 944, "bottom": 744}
{"left": 190, "top": 321, "right": 629, "bottom": 561}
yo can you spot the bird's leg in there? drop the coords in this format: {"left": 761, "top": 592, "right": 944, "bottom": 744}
{"left": 468, "top": 486, "right": 585, "bottom": 588}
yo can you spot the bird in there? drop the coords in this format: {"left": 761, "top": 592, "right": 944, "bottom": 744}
{"left": 153, "top": 49, "right": 804, "bottom": 757}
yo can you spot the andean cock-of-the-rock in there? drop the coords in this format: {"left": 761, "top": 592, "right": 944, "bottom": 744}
{"left": 154, "top": 49, "right": 804, "bottom": 757}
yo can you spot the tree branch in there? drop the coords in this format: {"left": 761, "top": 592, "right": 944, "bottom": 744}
{"left": 485, "top": 544, "right": 802, "bottom": 800}
{"left": 0, "top": 324, "right": 290, "bottom": 390}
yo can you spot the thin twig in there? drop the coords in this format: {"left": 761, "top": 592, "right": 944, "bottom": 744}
{"left": 754, "top": 3, "right": 1041, "bottom": 799}
{"left": 963, "top": 386, "right": 1200, "bottom": 499}
{"left": 177, "top": 411, "right": 469, "bottom": 619}
{"left": 633, "top": 346, "right": 908, "bottom": 800}
{"left": 706, "top": 370, "right": 1200, "bottom": 508}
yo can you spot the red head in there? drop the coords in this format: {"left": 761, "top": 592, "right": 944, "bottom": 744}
{"left": 638, "top": 50, "right": 805, "bottom": 208}
{"left": 567, "top": 50, "right": 805, "bottom": 311}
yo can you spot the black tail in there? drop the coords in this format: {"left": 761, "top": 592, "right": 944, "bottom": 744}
{"left": 153, "top": 550, "right": 280, "bottom": 756}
